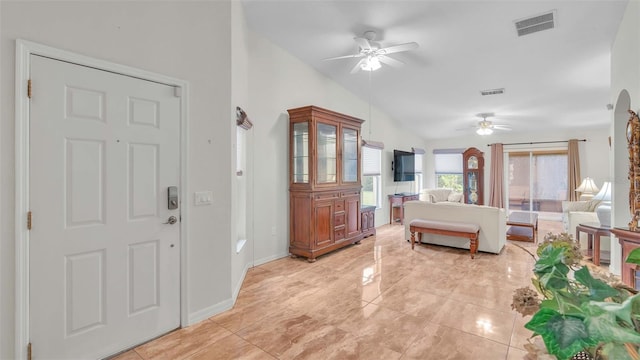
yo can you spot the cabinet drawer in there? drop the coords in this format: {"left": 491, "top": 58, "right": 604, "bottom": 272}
{"left": 335, "top": 200, "right": 345, "bottom": 212}
{"left": 407, "top": 195, "right": 419, "bottom": 201}
{"left": 334, "top": 227, "right": 345, "bottom": 240}
{"left": 341, "top": 190, "right": 360, "bottom": 197}
{"left": 335, "top": 213, "right": 345, "bottom": 226}
{"left": 315, "top": 192, "right": 340, "bottom": 200}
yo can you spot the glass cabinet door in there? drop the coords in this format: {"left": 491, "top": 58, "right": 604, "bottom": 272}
{"left": 317, "top": 123, "right": 337, "bottom": 183}
{"left": 292, "top": 122, "right": 309, "bottom": 183}
{"left": 342, "top": 128, "right": 358, "bottom": 182}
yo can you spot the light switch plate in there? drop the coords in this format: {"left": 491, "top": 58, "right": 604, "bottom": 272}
{"left": 194, "top": 191, "right": 213, "bottom": 206}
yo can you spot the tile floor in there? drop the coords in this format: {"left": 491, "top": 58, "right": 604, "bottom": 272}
{"left": 115, "top": 220, "right": 567, "bottom": 360}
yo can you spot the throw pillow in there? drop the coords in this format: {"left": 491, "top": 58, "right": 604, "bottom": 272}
{"left": 448, "top": 192, "right": 463, "bottom": 202}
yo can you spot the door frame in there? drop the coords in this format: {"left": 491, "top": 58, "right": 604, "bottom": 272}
{"left": 14, "top": 39, "right": 190, "bottom": 359}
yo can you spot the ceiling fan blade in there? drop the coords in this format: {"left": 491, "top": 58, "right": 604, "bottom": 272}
{"left": 322, "top": 53, "right": 364, "bottom": 61}
{"left": 492, "top": 125, "right": 512, "bottom": 131}
{"left": 377, "top": 55, "right": 404, "bottom": 68}
{"left": 350, "top": 59, "right": 366, "bottom": 74}
{"left": 376, "top": 42, "right": 419, "bottom": 55}
{"left": 354, "top": 37, "right": 372, "bottom": 51}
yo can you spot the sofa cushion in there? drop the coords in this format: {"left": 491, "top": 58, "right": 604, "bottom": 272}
{"left": 447, "top": 192, "right": 463, "bottom": 203}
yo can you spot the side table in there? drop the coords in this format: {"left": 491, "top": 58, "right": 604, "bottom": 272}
{"left": 575, "top": 222, "right": 611, "bottom": 266}
{"left": 388, "top": 193, "right": 419, "bottom": 225}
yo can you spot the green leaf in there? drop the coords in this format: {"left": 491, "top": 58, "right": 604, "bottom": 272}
{"left": 535, "top": 246, "right": 567, "bottom": 274}
{"left": 586, "top": 311, "right": 640, "bottom": 344}
{"left": 574, "top": 267, "right": 619, "bottom": 301}
{"left": 586, "top": 295, "right": 637, "bottom": 326}
{"left": 626, "top": 247, "right": 640, "bottom": 265}
{"left": 601, "top": 343, "right": 637, "bottom": 360}
{"left": 525, "top": 308, "right": 597, "bottom": 360}
{"left": 538, "top": 265, "right": 569, "bottom": 291}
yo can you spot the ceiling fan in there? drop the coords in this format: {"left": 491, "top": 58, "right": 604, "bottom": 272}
{"left": 323, "top": 31, "right": 419, "bottom": 74}
{"left": 472, "top": 113, "right": 512, "bottom": 135}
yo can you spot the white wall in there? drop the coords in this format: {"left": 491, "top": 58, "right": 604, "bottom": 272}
{"left": 424, "top": 128, "right": 611, "bottom": 200}
{"left": 610, "top": 0, "right": 640, "bottom": 275}
{"left": 1, "top": 2, "right": 233, "bottom": 358}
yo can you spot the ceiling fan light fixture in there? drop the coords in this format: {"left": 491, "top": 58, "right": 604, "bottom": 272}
{"left": 361, "top": 56, "right": 381, "bottom": 71}
{"left": 476, "top": 127, "right": 493, "bottom": 136}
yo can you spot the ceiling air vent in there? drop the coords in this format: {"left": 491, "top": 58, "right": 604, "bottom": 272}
{"left": 480, "top": 88, "right": 505, "bottom": 96}
{"left": 515, "top": 10, "right": 556, "bottom": 37}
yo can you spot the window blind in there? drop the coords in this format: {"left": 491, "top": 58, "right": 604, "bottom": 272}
{"left": 362, "top": 146, "right": 381, "bottom": 176}
{"left": 434, "top": 153, "right": 462, "bottom": 173}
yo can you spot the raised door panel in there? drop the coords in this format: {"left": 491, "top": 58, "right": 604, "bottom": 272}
{"left": 291, "top": 194, "right": 312, "bottom": 249}
{"left": 314, "top": 201, "right": 334, "bottom": 248}
{"left": 345, "top": 195, "right": 361, "bottom": 238}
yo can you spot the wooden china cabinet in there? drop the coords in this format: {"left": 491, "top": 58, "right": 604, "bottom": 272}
{"left": 463, "top": 147, "right": 484, "bottom": 205}
{"left": 288, "top": 106, "right": 365, "bottom": 262}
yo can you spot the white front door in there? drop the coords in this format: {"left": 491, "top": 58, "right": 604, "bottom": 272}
{"left": 29, "top": 55, "right": 181, "bottom": 359}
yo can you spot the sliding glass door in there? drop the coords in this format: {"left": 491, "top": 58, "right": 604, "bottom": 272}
{"left": 507, "top": 150, "right": 567, "bottom": 217}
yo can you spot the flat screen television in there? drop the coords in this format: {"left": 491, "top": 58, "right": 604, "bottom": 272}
{"left": 393, "top": 150, "right": 415, "bottom": 182}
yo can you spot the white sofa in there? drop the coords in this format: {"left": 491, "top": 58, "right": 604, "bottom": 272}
{"left": 403, "top": 201, "right": 506, "bottom": 254}
{"left": 419, "top": 188, "right": 463, "bottom": 203}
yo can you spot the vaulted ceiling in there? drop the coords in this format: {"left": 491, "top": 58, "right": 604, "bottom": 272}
{"left": 241, "top": 1, "right": 628, "bottom": 139}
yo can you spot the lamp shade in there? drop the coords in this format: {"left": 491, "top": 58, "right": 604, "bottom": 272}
{"left": 592, "top": 181, "right": 611, "bottom": 201}
{"left": 575, "top": 177, "right": 599, "bottom": 195}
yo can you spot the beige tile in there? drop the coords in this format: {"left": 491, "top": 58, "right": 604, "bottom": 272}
{"left": 510, "top": 314, "right": 535, "bottom": 351}
{"left": 402, "top": 322, "right": 509, "bottom": 360}
{"left": 431, "top": 299, "right": 516, "bottom": 345}
{"left": 371, "top": 284, "right": 448, "bottom": 320}
{"left": 338, "top": 303, "right": 428, "bottom": 353}
{"left": 507, "top": 346, "right": 529, "bottom": 360}
{"left": 186, "top": 333, "right": 276, "bottom": 360}
{"left": 210, "top": 297, "right": 281, "bottom": 332}
{"left": 134, "top": 320, "right": 232, "bottom": 360}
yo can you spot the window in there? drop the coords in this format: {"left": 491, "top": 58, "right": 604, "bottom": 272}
{"left": 434, "top": 149, "right": 463, "bottom": 192}
{"left": 414, "top": 153, "right": 423, "bottom": 193}
{"left": 362, "top": 146, "right": 382, "bottom": 208}
{"left": 507, "top": 150, "right": 568, "bottom": 213}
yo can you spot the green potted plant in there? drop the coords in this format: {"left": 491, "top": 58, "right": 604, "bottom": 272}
{"left": 512, "top": 233, "right": 640, "bottom": 360}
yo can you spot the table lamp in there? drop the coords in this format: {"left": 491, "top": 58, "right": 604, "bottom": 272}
{"left": 592, "top": 181, "right": 611, "bottom": 227}
{"left": 575, "top": 177, "right": 599, "bottom": 200}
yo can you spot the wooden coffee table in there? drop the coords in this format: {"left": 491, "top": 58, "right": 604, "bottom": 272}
{"left": 507, "top": 211, "right": 539, "bottom": 242}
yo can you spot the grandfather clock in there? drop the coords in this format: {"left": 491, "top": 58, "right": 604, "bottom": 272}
{"left": 463, "top": 147, "right": 484, "bottom": 205}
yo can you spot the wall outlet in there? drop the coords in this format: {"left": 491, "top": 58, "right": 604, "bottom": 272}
{"left": 194, "top": 191, "right": 213, "bottom": 206}
{"left": 271, "top": 226, "right": 276, "bottom": 236}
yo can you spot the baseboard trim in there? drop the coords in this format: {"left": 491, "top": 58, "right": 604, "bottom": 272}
{"left": 187, "top": 299, "right": 234, "bottom": 325}
{"left": 253, "top": 252, "right": 288, "bottom": 267}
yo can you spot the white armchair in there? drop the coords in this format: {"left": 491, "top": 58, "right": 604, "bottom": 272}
{"left": 561, "top": 200, "right": 601, "bottom": 249}
{"left": 419, "top": 188, "right": 463, "bottom": 203}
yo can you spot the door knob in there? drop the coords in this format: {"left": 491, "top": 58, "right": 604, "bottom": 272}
{"left": 163, "top": 216, "right": 178, "bottom": 225}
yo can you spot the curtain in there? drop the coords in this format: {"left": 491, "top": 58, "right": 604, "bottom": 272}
{"left": 488, "top": 143, "right": 504, "bottom": 207}
{"left": 567, "top": 139, "right": 581, "bottom": 201}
